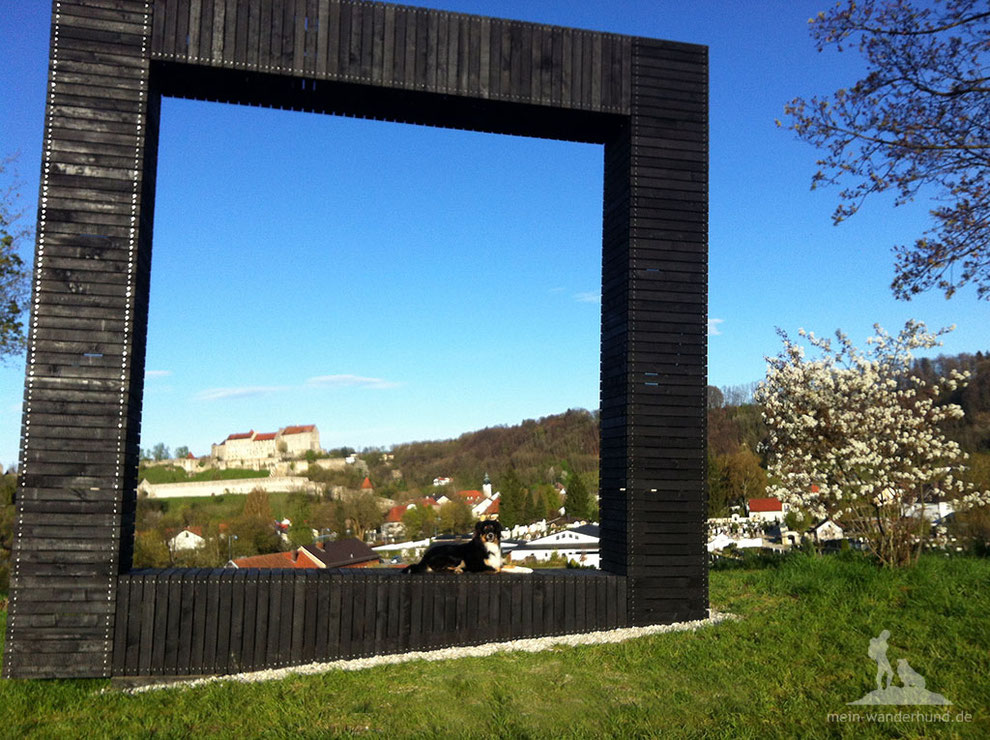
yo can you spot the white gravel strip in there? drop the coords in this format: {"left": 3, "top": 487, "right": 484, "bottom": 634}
{"left": 117, "top": 610, "right": 736, "bottom": 694}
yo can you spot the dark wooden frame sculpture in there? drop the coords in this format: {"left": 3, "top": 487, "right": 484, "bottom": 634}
{"left": 4, "top": 0, "right": 707, "bottom": 679}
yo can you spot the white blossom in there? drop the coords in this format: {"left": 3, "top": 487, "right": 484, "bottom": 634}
{"left": 755, "top": 321, "right": 990, "bottom": 566}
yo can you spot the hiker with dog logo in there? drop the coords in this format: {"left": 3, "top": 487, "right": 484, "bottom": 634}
{"left": 868, "top": 629, "right": 894, "bottom": 691}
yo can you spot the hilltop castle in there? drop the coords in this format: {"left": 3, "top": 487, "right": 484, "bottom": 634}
{"left": 210, "top": 424, "right": 321, "bottom": 465}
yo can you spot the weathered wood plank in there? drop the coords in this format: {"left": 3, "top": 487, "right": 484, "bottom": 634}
{"left": 215, "top": 569, "right": 233, "bottom": 673}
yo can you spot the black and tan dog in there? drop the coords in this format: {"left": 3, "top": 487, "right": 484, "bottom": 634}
{"left": 402, "top": 520, "right": 502, "bottom": 574}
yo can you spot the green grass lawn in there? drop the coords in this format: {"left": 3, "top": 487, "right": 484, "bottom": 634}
{"left": 2, "top": 553, "right": 988, "bottom": 738}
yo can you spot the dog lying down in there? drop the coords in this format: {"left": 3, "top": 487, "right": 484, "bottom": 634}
{"left": 402, "top": 520, "right": 532, "bottom": 574}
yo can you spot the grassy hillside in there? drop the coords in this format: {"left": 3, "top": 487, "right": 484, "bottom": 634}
{"left": 1, "top": 553, "right": 987, "bottom": 737}
{"left": 138, "top": 466, "right": 270, "bottom": 485}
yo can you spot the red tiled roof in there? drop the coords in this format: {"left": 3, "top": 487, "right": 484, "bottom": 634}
{"left": 361, "top": 477, "right": 373, "bottom": 489}
{"left": 488, "top": 499, "right": 500, "bottom": 514}
{"left": 186, "top": 452, "right": 196, "bottom": 459}
{"left": 748, "top": 497, "right": 783, "bottom": 512}
{"left": 386, "top": 505, "right": 407, "bottom": 523}
{"left": 232, "top": 551, "right": 318, "bottom": 569}
{"left": 282, "top": 425, "right": 316, "bottom": 435}
{"left": 254, "top": 432, "right": 277, "bottom": 441}
{"left": 456, "top": 490, "right": 484, "bottom": 505}
{"left": 226, "top": 430, "right": 254, "bottom": 441}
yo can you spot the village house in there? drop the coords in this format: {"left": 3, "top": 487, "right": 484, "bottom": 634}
{"left": 168, "top": 527, "right": 206, "bottom": 552}
{"left": 746, "top": 497, "right": 788, "bottom": 523}
{"left": 810, "top": 518, "right": 844, "bottom": 543}
{"left": 506, "top": 523, "right": 600, "bottom": 568}
{"left": 381, "top": 505, "right": 408, "bottom": 541}
{"left": 228, "top": 538, "right": 381, "bottom": 569}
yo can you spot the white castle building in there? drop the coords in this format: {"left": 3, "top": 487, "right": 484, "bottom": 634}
{"left": 211, "top": 424, "right": 321, "bottom": 464}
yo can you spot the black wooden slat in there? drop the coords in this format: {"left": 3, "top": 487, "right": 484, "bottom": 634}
{"left": 455, "top": 579, "right": 468, "bottom": 642}
{"left": 364, "top": 577, "right": 378, "bottom": 653}
{"left": 314, "top": 572, "right": 330, "bottom": 661}
{"left": 374, "top": 576, "right": 388, "bottom": 653}
{"left": 315, "top": 0, "right": 328, "bottom": 76}
{"left": 443, "top": 579, "right": 457, "bottom": 644}
{"left": 209, "top": 0, "right": 224, "bottom": 61}
{"left": 279, "top": 571, "right": 295, "bottom": 667}
{"left": 498, "top": 20, "right": 510, "bottom": 98}
{"left": 387, "top": 578, "right": 402, "bottom": 653}
{"left": 292, "top": 0, "right": 306, "bottom": 71}
{"left": 359, "top": 1, "right": 374, "bottom": 79}
{"left": 426, "top": 580, "right": 442, "bottom": 647}
{"left": 246, "top": 0, "right": 260, "bottom": 68}
{"left": 214, "top": 570, "right": 232, "bottom": 674}
{"left": 280, "top": 0, "right": 295, "bottom": 69}
{"left": 305, "top": 0, "right": 318, "bottom": 75}
{"left": 190, "top": 569, "right": 208, "bottom": 674}
{"left": 337, "top": 0, "right": 352, "bottom": 75}
{"left": 110, "top": 575, "right": 129, "bottom": 674}
{"left": 148, "top": 570, "right": 170, "bottom": 674}
{"left": 463, "top": 578, "right": 477, "bottom": 645}
{"left": 408, "top": 576, "right": 423, "bottom": 652}
{"left": 254, "top": 570, "right": 280, "bottom": 668}
{"left": 543, "top": 576, "right": 555, "bottom": 634}
{"left": 456, "top": 12, "right": 468, "bottom": 94}
{"left": 371, "top": 2, "right": 384, "bottom": 83}
{"left": 196, "top": 0, "right": 213, "bottom": 61}
{"left": 163, "top": 570, "right": 182, "bottom": 674}
{"left": 176, "top": 569, "right": 197, "bottom": 675}
{"left": 520, "top": 577, "right": 534, "bottom": 638}
{"left": 270, "top": 0, "right": 284, "bottom": 66}
{"left": 176, "top": 0, "right": 191, "bottom": 58}
{"left": 497, "top": 579, "right": 511, "bottom": 641}
{"left": 202, "top": 570, "right": 221, "bottom": 672}
{"left": 329, "top": 573, "right": 343, "bottom": 659}
{"left": 339, "top": 575, "right": 354, "bottom": 657}
{"left": 222, "top": 0, "right": 236, "bottom": 65}
{"left": 234, "top": 0, "right": 249, "bottom": 65}
{"left": 301, "top": 571, "right": 317, "bottom": 664}
{"left": 120, "top": 576, "right": 141, "bottom": 675}
{"left": 229, "top": 569, "right": 247, "bottom": 672}
{"left": 348, "top": 574, "right": 365, "bottom": 652}
{"left": 403, "top": 3, "right": 416, "bottom": 88}
{"left": 161, "top": 0, "right": 178, "bottom": 56}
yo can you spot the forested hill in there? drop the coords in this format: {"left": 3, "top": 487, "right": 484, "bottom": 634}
{"left": 914, "top": 351, "right": 990, "bottom": 452}
{"left": 384, "top": 408, "right": 599, "bottom": 491}
{"left": 366, "top": 351, "right": 990, "bottom": 498}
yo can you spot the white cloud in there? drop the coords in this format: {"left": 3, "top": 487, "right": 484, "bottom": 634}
{"left": 574, "top": 291, "right": 601, "bottom": 304}
{"left": 708, "top": 318, "right": 725, "bottom": 336}
{"left": 145, "top": 370, "right": 172, "bottom": 378}
{"left": 195, "top": 385, "right": 289, "bottom": 401}
{"left": 306, "top": 374, "right": 401, "bottom": 390}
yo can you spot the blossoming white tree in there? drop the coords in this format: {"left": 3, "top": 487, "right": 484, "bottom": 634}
{"left": 755, "top": 321, "right": 990, "bottom": 567}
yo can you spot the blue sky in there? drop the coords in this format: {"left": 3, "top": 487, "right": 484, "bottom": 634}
{"left": 1, "top": 1, "right": 987, "bottom": 466}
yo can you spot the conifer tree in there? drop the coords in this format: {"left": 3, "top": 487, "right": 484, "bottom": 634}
{"left": 564, "top": 470, "right": 593, "bottom": 520}
{"left": 498, "top": 469, "right": 526, "bottom": 529}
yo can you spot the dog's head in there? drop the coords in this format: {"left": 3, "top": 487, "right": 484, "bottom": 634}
{"left": 474, "top": 519, "right": 501, "bottom": 544}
